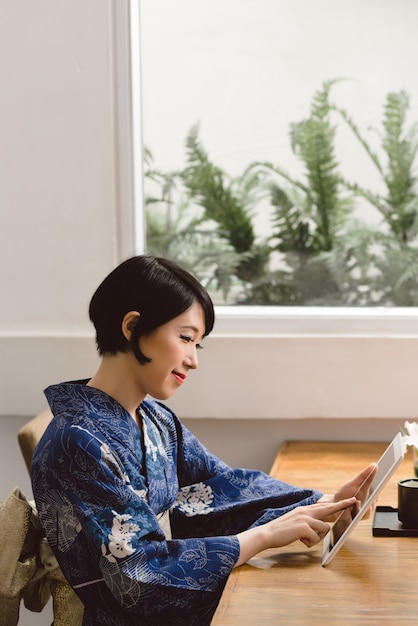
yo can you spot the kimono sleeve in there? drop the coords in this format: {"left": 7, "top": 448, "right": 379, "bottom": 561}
{"left": 170, "top": 415, "right": 324, "bottom": 538}
{"left": 32, "top": 421, "right": 240, "bottom": 625}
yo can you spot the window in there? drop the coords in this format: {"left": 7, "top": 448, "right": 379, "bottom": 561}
{"left": 139, "top": 0, "right": 418, "bottom": 308}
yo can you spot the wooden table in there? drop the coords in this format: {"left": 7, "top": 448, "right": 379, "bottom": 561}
{"left": 212, "top": 442, "right": 417, "bottom": 625}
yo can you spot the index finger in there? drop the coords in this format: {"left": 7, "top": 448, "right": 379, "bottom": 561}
{"left": 310, "top": 496, "right": 358, "bottom": 519}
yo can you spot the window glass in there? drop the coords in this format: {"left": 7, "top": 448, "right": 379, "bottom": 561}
{"left": 140, "top": 0, "right": 418, "bottom": 306}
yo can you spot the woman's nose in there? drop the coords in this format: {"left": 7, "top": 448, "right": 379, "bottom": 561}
{"left": 184, "top": 346, "right": 199, "bottom": 370}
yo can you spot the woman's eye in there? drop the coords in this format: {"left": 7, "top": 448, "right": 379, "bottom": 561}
{"left": 180, "top": 335, "right": 204, "bottom": 350}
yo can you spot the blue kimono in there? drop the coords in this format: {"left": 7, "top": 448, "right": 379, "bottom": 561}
{"left": 31, "top": 382, "right": 322, "bottom": 625}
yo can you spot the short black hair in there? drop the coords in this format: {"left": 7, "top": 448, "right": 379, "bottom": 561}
{"left": 88, "top": 255, "right": 215, "bottom": 364}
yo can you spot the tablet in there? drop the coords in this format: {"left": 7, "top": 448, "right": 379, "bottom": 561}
{"left": 322, "top": 432, "right": 404, "bottom": 566}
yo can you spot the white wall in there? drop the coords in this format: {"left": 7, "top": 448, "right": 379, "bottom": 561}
{"left": 0, "top": 0, "right": 119, "bottom": 333}
{"left": 0, "top": 0, "right": 127, "bottom": 417}
{"left": 0, "top": 2, "right": 121, "bottom": 622}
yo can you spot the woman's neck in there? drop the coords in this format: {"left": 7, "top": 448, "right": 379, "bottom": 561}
{"left": 87, "top": 353, "right": 146, "bottom": 420}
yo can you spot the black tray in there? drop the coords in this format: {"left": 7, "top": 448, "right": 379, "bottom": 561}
{"left": 372, "top": 505, "right": 418, "bottom": 537}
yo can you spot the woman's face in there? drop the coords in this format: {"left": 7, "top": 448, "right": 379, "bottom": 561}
{"left": 133, "top": 301, "right": 206, "bottom": 401}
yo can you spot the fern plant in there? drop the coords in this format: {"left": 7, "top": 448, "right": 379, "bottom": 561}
{"left": 145, "top": 149, "right": 243, "bottom": 300}
{"left": 181, "top": 124, "right": 273, "bottom": 302}
{"left": 144, "top": 83, "right": 418, "bottom": 306}
{"left": 182, "top": 124, "right": 255, "bottom": 253}
{"left": 333, "top": 89, "right": 418, "bottom": 304}
{"left": 247, "top": 80, "right": 354, "bottom": 304}
{"left": 334, "top": 90, "right": 418, "bottom": 243}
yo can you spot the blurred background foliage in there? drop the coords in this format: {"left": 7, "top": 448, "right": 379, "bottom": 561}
{"left": 144, "top": 80, "right": 418, "bottom": 306}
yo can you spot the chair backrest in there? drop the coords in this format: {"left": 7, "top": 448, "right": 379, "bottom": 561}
{"left": 17, "top": 409, "right": 85, "bottom": 624}
{"left": 17, "top": 409, "right": 53, "bottom": 473}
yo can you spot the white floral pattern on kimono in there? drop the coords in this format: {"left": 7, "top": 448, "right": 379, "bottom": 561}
{"left": 175, "top": 483, "right": 214, "bottom": 516}
{"left": 103, "top": 512, "right": 140, "bottom": 562}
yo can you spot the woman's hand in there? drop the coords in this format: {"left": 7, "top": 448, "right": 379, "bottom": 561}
{"left": 235, "top": 496, "right": 357, "bottom": 567}
{"left": 319, "top": 462, "right": 378, "bottom": 518}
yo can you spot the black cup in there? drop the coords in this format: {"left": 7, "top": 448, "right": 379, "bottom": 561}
{"left": 398, "top": 478, "right": 418, "bottom": 528}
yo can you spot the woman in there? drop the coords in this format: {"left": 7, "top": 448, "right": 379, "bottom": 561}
{"left": 32, "top": 256, "right": 376, "bottom": 626}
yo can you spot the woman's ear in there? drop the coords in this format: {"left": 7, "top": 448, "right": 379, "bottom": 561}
{"left": 122, "top": 311, "right": 140, "bottom": 341}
